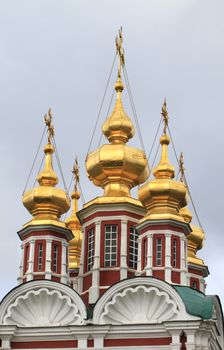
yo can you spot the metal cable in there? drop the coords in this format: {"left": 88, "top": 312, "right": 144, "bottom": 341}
{"left": 32, "top": 154, "right": 45, "bottom": 187}
{"left": 147, "top": 117, "right": 163, "bottom": 163}
{"left": 86, "top": 53, "right": 117, "bottom": 156}
{"left": 97, "top": 89, "right": 115, "bottom": 148}
{"left": 168, "top": 125, "right": 204, "bottom": 229}
{"left": 22, "top": 125, "right": 47, "bottom": 194}
{"left": 52, "top": 137, "right": 69, "bottom": 195}
{"left": 123, "top": 66, "right": 146, "bottom": 155}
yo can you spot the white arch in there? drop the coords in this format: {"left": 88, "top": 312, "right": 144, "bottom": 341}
{"left": 0, "top": 280, "right": 87, "bottom": 326}
{"left": 93, "top": 277, "right": 199, "bottom": 324}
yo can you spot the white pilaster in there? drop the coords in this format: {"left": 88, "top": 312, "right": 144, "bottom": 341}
{"left": 180, "top": 236, "right": 187, "bottom": 285}
{"left": 61, "top": 242, "right": 68, "bottom": 284}
{"left": 1, "top": 337, "right": 11, "bottom": 349}
{"left": 165, "top": 233, "right": 172, "bottom": 283}
{"left": 170, "top": 330, "right": 181, "bottom": 350}
{"left": 120, "top": 220, "right": 128, "bottom": 280}
{"left": 45, "top": 238, "right": 52, "bottom": 280}
{"left": 145, "top": 232, "right": 153, "bottom": 276}
{"left": 26, "top": 240, "right": 35, "bottom": 281}
{"left": 78, "top": 228, "right": 85, "bottom": 294}
{"left": 89, "top": 221, "right": 101, "bottom": 304}
{"left": 18, "top": 243, "right": 24, "bottom": 284}
{"left": 185, "top": 330, "right": 196, "bottom": 350}
{"left": 136, "top": 236, "right": 142, "bottom": 275}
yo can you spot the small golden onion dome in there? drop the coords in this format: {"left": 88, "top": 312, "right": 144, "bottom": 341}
{"left": 86, "top": 76, "right": 149, "bottom": 198}
{"left": 65, "top": 190, "right": 82, "bottom": 269}
{"left": 102, "top": 77, "right": 135, "bottom": 144}
{"left": 23, "top": 143, "right": 70, "bottom": 226}
{"left": 187, "top": 225, "right": 205, "bottom": 266}
{"left": 180, "top": 206, "right": 205, "bottom": 265}
{"left": 138, "top": 132, "right": 187, "bottom": 223}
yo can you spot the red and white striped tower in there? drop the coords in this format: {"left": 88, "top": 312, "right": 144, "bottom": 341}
{"left": 77, "top": 31, "right": 149, "bottom": 304}
{"left": 18, "top": 110, "right": 72, "bottom": 284}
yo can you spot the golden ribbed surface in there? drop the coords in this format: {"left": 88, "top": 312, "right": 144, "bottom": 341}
{"left": 179, "top": 206, "right": 205, "bottom": 266}
{"left": 23, "top": 143, "right": 70, "bottom": 227}
{"left": 66, "top": 191, "right": 82, "bottom": 269}
{"left": 86, "top": 75, "right": 149, "bottom": 199}
{"left": 138, "top": 133, "right": 187, "bottom": 222}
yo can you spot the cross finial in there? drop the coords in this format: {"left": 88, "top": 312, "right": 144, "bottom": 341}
{"left": 115, "top": 27, "right": 125, "bottom": 78}
{"left": 72, "top": 157, "right": 80, "bottom": 192}
{"left": 161, "top": 98, "right": 169, "bottom": 135}
{"left": 44, "top": 108, "right": 54, "bottom": 144}
{"left": 179, "top": 152, "right": 185, "bottom": 183}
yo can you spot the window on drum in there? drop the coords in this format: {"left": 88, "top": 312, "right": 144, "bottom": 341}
{"left": 87, "top": 228, "right": 95, "bottom": 271}
{"left": 104, "top": 225, "right": 117, "bottom": 267}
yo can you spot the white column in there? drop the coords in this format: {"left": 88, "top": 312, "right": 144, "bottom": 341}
{"left": 61, "top": 242, "right": 68, "bottom": 284}
{"left": 18, "top": 243, "right": 24, "bottom": 284}
{"left": 120, "top": 220, "right": 128, "bottom": 280}
{"left": 170, "top": 330, "right": 181, "bottom": 350}
{"left": 26, "top": 239, "right": 35, "bottom": 281}
{"left": 77, "top": 337, "right": 87, "bottom": 349}
{"left": 45, "top": 238, "right": 52, "bottom": 280}
{"left": 89, "top": 221, "right": 101, "bottom": 304}
{"left": 145, "top": 232, "right": 153, "bottom": 276}
{"left": 1, "top": 337, "right": 11, "bottom": 349}
{"left": 185, "top": 331, "right": 196, "bottom": 350}
{"left": 136, "top": 236, "right": 142, "bottom": 275}
{"left": 78, "top": 227, "right": 85, "bottom": 294}
{"left": 93, "top": 336, "right": 104, "bottom": 349}
{"left": 180, "top": 236, "right": 187, "bottom": 285}
{"left": 165, "top": 233, "right": 172, "bottom": 283}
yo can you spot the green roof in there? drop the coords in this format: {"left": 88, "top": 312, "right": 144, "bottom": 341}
{"left": 173, "top": 285, "right": 214, "bottom": 320}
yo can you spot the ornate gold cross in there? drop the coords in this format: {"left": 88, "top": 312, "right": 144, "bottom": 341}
{"left": 44, "top": 108, "right": 54, "bottom": 144}
{"left": 161, "top": 98, "right": 169, "bottom": 135}
{"left": 115, "top": 27, "right": 125, "bottom": 77}
{"left": 72, "top": 157, "right": 80, "bottom": 192}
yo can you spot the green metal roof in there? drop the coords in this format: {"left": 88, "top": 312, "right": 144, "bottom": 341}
{"left": 173, "top": 285, "right": 214, "bottom": 319}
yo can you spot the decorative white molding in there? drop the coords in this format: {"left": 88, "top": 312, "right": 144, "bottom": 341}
{"left": 93, "top": 277, "right": 199, "bottom": 325}
{"left": 0, "top": 280, "right": 86, "bottom": 327}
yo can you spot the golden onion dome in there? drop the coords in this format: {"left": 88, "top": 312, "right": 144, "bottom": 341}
{"left": 22, "top": 112, "right": 70, "bottom": 228}
{"left": 138, "top": 101, "right": 187, "bottom": 223}
{"left": 179, "top": 206, "right": 205, "bottom": 266}
{"left": 86, "top": 75, "right": 149, "bottom": 199}
{"left": 65, "top": 190, "right": 82, "bottom": 269}
{"left": 65, "top": 159, "right": 82, "bottom": 269}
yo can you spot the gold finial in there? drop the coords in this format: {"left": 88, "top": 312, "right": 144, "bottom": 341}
{"left": 72, "top": 157, "right": 80, "bottom": 193}
{"left": 161, "top": 98, "right": 169, "bottom": 135}
{"left": 44, "top": 108, "right": 54, "bottom": 144}
{"left": 179, "top": 152, "right": 185, "bottom": 183}
{"left": 115, "top": 27, "right": 125, "bottom": 78}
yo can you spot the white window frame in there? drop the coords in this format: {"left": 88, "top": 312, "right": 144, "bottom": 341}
{"left": 129, "top": 226, "right": 138, "bottom": 269}
{"left": 87, "top": 228, "right": 95, "bottom": 271}
{"left": 156, "top": 238, "right": 162, "bottom": 266}
{"left": 53, "top": 244, "right": 59, "bottom": 273}
{"left": 37, "top": 243, "right": 43, "bottom": 271}
{"left": 173, "top": 239, "right": 177, "bottom": 267}
{"left": 104, "top": 225, "right": 117, "bottom": 267}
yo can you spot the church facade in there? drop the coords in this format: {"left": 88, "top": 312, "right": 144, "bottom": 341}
{"left": 0, "top": 32, "right": 223, "bottom": 350}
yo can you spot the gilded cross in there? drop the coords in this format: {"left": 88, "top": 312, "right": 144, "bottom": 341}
{"left": 72, "top": 157, "right": 80, "bottom": 192}
{"left": 161, "top": 98, "right": 169, "bottom": 135}
{"left": 115, "top": 27, "right": 125, "bottom": 77}
{"left": 179, "top": 152, "right": 185, "bottom": 183}
{"left": 44, "top": 108, "right": 54, "bottom": 144}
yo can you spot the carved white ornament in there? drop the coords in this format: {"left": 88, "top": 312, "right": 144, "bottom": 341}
{"left": 100, "top": 285, "right": 179, "bottom": 324}
{"left": 3, "top": 288, "right": 82, "bottom": 327}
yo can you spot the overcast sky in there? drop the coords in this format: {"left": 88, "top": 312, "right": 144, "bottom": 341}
{"left": 0, "top": 0, "right": 223, "bottom": 305}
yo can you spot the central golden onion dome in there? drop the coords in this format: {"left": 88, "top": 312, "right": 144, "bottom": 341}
{"left": 138, "top": 101, "right": 187, "bottom": 222}
{"left": 86, "top": 75, "right": 149, "bottom": 200}
{"left": 65, "top": 159, "right": 82, "bottom": 269}
{"left": 86, "top": 29, "right": 149, "bottom": 203}
{"left": 22, "top": 110, "right": 70, "bottom": 228}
